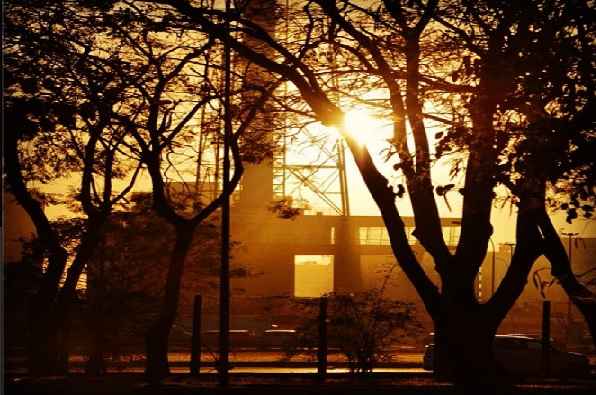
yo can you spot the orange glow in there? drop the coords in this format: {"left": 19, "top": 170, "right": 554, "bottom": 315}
{"left": 342, "top": 109, "right": 388, "bottom": 146}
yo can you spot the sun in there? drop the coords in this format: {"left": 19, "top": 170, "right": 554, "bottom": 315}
{"left": 342, "top": 109, "right": 388, "bottom": 146}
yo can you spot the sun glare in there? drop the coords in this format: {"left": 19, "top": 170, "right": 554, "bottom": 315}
{"left": 343, "top": 109, "right": 388, "bottom": 146}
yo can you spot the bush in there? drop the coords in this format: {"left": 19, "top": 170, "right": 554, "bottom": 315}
{"left": 287, "top": 291, "right": 420, "bottom": 374}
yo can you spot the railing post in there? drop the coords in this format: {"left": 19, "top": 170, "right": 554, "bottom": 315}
{"left": 190, "top": 294, "right": 202, "bottom": 376}
{"left": 317, "top": 296, "right": 328, "bottom": 380}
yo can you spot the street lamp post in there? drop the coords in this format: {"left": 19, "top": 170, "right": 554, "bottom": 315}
{"left": 219, "top": 0, "right": 232, "bottom": 386}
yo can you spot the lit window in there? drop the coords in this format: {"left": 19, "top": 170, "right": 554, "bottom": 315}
{"left": 294, "top": 255, "right": 334, "bottom": 298}
{"left": 358, "top": 227, "right": 416, "bottom": 245}
{"left": 443, "top": 226, "right": 461, "bottom": 246}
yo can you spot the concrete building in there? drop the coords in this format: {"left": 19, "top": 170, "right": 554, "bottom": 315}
{"left": 230, "top": 206, "right": 460, "bottom": 300}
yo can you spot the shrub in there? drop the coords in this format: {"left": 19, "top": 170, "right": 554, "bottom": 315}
{"left": 287, "top": 290, "right": 420, "bottom": 375}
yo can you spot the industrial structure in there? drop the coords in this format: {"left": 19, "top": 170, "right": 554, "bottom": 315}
{"left": 6, "top": 0, "right": 593, "bottom": 354}
{"left": 187, "top": 0, "right": 461, "bottom": 303}
{"left": 184, "top": 2, "right": 594, "bottom": 353}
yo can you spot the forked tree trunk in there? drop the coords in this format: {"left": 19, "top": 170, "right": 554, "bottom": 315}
{"left": 432, "top": 281, "right": 506, "bottom": 393}
{"left": 145, "top": 224, "right": 194, "bottom": 382}
{"left": 433, "top": 314, "right": 502, "bottom": 392}
{"left": 45, "top": 223, "right": 106, "bottom": 375}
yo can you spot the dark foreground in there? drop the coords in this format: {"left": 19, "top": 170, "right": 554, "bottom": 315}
{"left": 6, "top": 373, "right": 596, "bottom": 395}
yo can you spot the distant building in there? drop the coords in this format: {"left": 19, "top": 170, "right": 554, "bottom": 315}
{"left": 230, "top": 207, "right": 460, "bottom": 301}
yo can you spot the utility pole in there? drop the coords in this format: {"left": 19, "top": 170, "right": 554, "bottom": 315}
{"left": 219, "top": 0, "right": 232, "bottom": 386}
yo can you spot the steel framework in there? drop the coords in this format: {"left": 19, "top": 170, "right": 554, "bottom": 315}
{"left": 195, "top": 0, "right": 350, "bottom": 216}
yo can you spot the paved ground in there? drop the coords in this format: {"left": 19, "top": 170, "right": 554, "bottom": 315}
{"left": 6, "top": 351, "right": 596, "bottom": 394}
{"left": 65, "top": 350, "right": 423, "bottom": 363}
{"left": 6, "top": 373, "right": 596, "bottom": 395}
{"left": 95, "top": 366, "right": 430, "bottom": 374}
{"left": 5, "top": 351, "right": 424, "bottom": 375}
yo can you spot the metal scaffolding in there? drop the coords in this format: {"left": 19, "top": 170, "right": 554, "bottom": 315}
{"left": 194, "top": 0, "right": 351, "bottom": 216}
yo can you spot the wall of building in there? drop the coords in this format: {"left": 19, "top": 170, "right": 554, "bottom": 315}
{"left": 230, "top": 208, "right": 458, "bottom": 298}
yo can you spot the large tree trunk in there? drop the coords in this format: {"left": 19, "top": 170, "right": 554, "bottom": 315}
{"left": 432, "top": 206, "right": 545, "bottom": 391}
{"left": 24, "top": 240, "right": 69, "bottom": 375}
{"left": 433, "top": 303, "right": 492, "bottom": 377}
{"left": 86, "top": 241, "right": 107, "bottom": 376}
{"left": 145, "top": 224, "right": 194, "bottom": 382}
{"left": 432, "top": 298, "right": 504, "bottom": 393}
{"left": 47, "top": 221, "right": 106, "bottom": 374}
{"left": 433, "top": 317, "right": 496, "bottom": 378}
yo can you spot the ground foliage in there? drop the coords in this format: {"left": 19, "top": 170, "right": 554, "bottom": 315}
{"left": 286, "top": 291, "right": 420, "bottom": 375}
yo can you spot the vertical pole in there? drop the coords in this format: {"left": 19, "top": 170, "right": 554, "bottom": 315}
{"left": 219, "top": 0, "right": 232, "bottom": 387}
{"left": 489, "top": 238, "right": 496, "bottom": 297}
{"left": 491, "top": 250, "right": 496, "bottom": 297}
{"left": 541, "top": 300, "right": 551, "bottom": 377}
{"left": 190, "top": 294, "right": 202, "bottom": 376}
{"left": 337, "top": 140, "right": 350, "bottom": 216}
{"left": 562, "top": 232, "right": 578, "bottom": 350}
{"left": 568, "top": 233, "right": 573, "bottom": 265}
{"left": 567, "top": 234, "right": 572, "bottom": 349}
{"left": 317, "top": 296, "right": 328, "bottom": 380}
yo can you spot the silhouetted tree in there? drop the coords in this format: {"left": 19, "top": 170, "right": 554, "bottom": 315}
{"left": 5, "top": 0, "right": 143, "bottom": 374}
{"left": 82, "top": 193, "right": 247, "bottom": 372}
{"left": 94, "top": 4, "right": 283, "bottom": 378}
{"left": 148, "top": 0, "right": 595, "bottom": 387}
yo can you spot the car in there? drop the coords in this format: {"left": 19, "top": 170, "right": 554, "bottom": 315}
{"left": 423, "top": 334, "right": 591, "bottom": 378}
{"left": 260, "top": 329, "right": 298, "bottom": 349}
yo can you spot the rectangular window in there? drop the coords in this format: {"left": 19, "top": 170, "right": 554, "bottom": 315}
{"left": 359, "top": 227, "right": 389, "bottom": 245}
{"left": 443, "top": 226, "right": 461, "bottom": 246}
{"left": 294, "top": 255, "right": 334, "bottom": 298}
{"left": 358, "top": 227, "right": 416, "bottom": 245}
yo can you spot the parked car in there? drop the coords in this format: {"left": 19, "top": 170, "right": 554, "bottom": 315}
{"left": 203, "top": 329, "right": 257, "bottom": 349}
{"left": 423, "top": 334, "right": 591, "bottom": 378}
{"left": 259, "top": 329, "right": 298, "bottom": 349}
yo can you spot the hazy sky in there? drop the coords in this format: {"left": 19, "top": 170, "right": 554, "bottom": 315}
{"left": 35, "top": 108, "right": 596, "bottom": 247}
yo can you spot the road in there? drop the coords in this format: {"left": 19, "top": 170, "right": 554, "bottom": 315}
{"left": 5, "top": 351, "right": 427, "bottom": 376}
{"left": 99, "top": 366, "right": 430, "bottom": 374}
